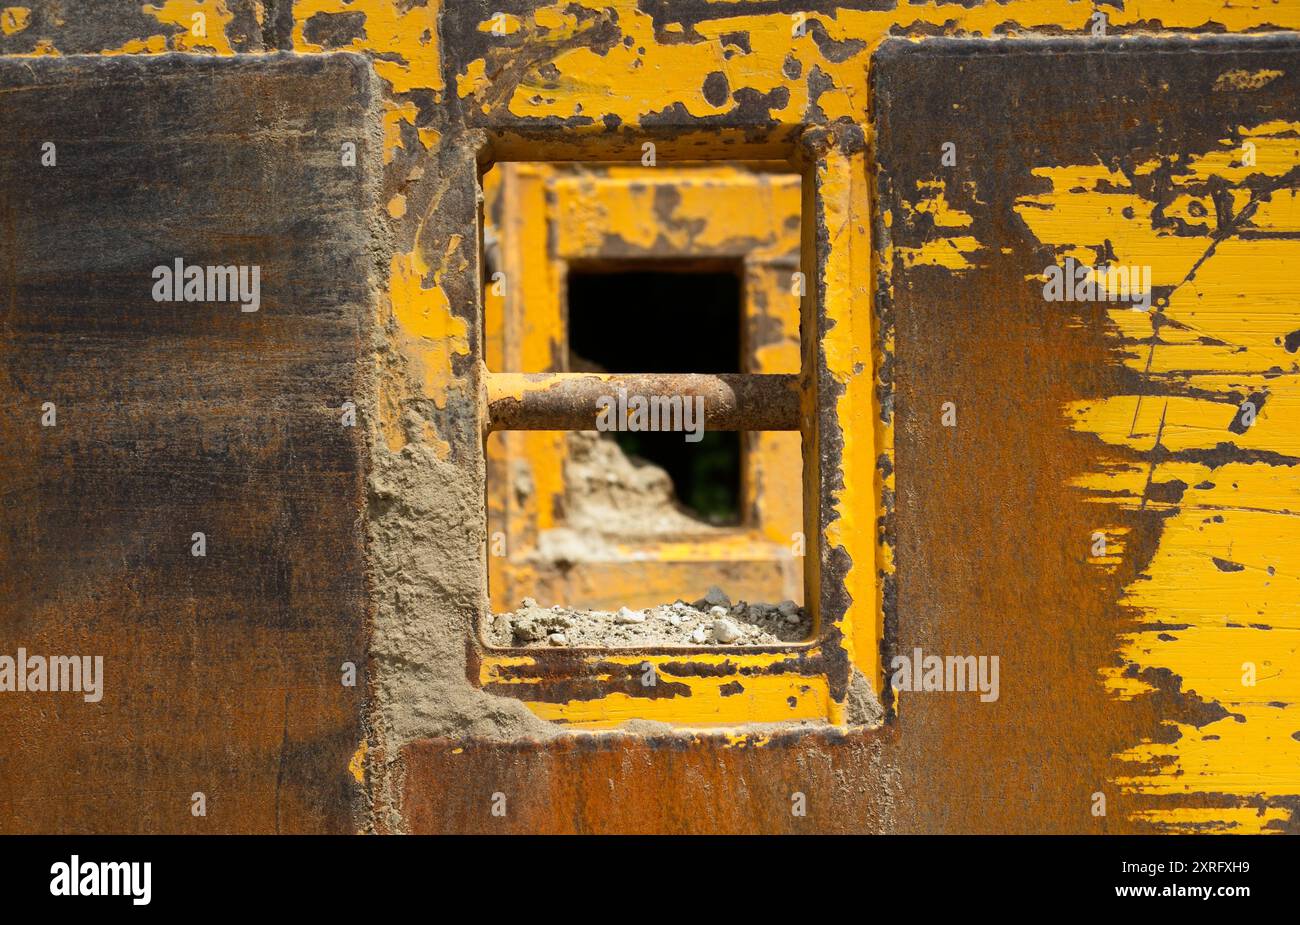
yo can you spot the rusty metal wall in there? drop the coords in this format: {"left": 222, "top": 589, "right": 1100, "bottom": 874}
{"left": 0, "top": 52, "right": 377, "bottom": 833}
{"left": 0, "top": 1, "right": 1297, "bottom": 834}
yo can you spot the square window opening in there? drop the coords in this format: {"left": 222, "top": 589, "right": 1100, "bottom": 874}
{"left": 568, "top": 260, "right": 744, "bottom": 526}
{"left": 481, "top": 160, "right": 808, "bottom": 651}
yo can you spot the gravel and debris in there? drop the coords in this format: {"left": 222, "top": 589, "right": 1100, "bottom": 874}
{"left": 487, "top": 586, "right": 811, "bottom": 648}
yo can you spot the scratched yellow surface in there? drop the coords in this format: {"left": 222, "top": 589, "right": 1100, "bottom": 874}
{"left": 1019, "top": 122, "right": 1300, "bottom": 832}
{"left": 480, "top": 651, "right": 830, "bottom": 727}
{"left": 894, "top": 181, "right": 981, "bottom": 271}
{"left": 10, "top": 0, "right": 1299, "bottom": 828}
{"left": 1, "top": 7, "right": 30, "bottom": 36}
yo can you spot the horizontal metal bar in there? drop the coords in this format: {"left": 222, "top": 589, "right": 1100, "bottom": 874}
{"left": 485, "top": 372, "right": 802, "bottom": 432}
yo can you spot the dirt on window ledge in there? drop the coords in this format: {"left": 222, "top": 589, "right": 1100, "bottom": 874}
{"left": 487, "top": 585, "right": 812, "bottom": 648}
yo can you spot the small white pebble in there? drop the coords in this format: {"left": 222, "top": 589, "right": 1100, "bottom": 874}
{"left": 547, "top": 633, "right": 567, "bottom": 646}
{"left": 709, "top": 605, "right": 728, "bottom": 618}
{"left": 615, "top": 607, "right": 645, "bottom": 624}
{"left": 713, "top": 618, "right": 742, "bottom": 644}
{"left": 689, "top": 627, "right": 708, "bottom": 644}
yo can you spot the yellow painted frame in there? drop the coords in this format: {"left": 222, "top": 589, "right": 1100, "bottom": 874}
{"left": 475, "top": 128, "right": 880, "bottom": 729}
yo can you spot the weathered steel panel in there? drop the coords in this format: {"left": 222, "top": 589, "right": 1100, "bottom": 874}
{"left": 400, "top": 730, "right": 897, "bottom": 835}
{"left": 874, "top": 35, "right": 1300, "bottom": 833}
{"left": 3, "top": 1, "right": 1299, "bottom": 835}
{"left": 0, "top": 53, "right": 379, "bottom": 833}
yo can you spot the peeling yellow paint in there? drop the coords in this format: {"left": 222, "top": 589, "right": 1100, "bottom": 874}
{"left": 292, "top": 0, "right": 441, "bottom": 96}
{"left": 1024, "top": 119, "right": 1300, "bottom": 832}
{"left": 447, "top": 0, "right": 1298, "bottom": 134}
{"left": 481, "top": 651, "right": 829, "bottom": 728}
{"left": 898, "top": 235, "right": 983, "bottom": 271}
{"left": 551, "top": 169, "right": 800, "bottom": 260}
{"left": 1, "top": 6, "right": 30, "bottom": 35}
{"left": 818, "top": 143, "right": 882, "bottom": 695}
{"left": 348, "top": 741, "right": 367, "bottom": 784}
{"left": 1213, "top": 68, "right": 1283, "bottom": 91}
{"left": 389, "top": 238, "right": 469, "bottom": 412}
{"left": 476, "top": 12, "right": 521, "bottom": 36}
{"left": 381, "top": 100, "right": 416, "bottom": 165}
{"left": 142, "top": 0, "right": 235, "bottom": 54}
{"left": 101, "top": 34, "right": 169, "bottom": 55}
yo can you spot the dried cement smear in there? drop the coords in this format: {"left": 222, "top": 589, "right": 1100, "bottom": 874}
{"left": 846, "top": 668, "right": 885, "bottom": 726}
{"left": 488, "top": 586, "right": 812, "bottom": 648}
{"left": 367, "top": 442, "right": 556, "bottom": 744}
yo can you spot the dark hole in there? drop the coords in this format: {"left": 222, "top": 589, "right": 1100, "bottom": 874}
{"left": 567, "top": 264, "right": 742, "bottom": 525}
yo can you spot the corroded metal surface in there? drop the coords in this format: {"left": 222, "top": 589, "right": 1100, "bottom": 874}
{"left": 0, "top": 53, "right": 378, "bottom": 833}
{"left": 485, "top": 372, "right": 802, "bottom": 431}
{"left": 1, "top": 1, "right": 1298, "bottom": 835}
{"left": 874, "top": 34, "right": 1300, "bottom": 834}
{"left": 401, "top": 729, "right": 898, "bottom": 835}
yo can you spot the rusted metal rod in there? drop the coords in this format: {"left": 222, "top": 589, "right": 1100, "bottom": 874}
{"left": 485, "top": 372, "right": 802, "bottom": 432}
